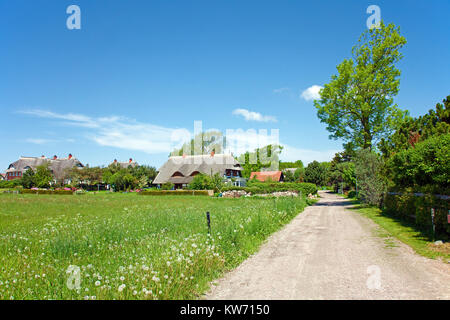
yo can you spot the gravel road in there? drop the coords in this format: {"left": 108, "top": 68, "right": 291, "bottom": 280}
{"left": 205, "top": 191, "right": 450, "bottom": 300}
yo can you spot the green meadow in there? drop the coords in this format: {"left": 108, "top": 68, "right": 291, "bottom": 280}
{"left": 0, "top": 193, "right": 312, "bottom": 300}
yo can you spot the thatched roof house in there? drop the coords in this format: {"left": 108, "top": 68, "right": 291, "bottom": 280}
{"left": 153, "top": 153, "right": 245, "bottom": 188}
{"left": 110, "top": 158, "right": 138, "bottom": 169}
{"left": 6, "top": 154, "right": 83, "bottom": 182}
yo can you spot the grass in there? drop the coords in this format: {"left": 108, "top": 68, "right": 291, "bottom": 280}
{"left": 0, "top": 193, "right": 312, "bottom": 300}
{"left": 343, "top": 195, "right": 450, "bottom": 262}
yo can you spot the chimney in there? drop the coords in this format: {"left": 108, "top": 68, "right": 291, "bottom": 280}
{"left": 129, "top": 158, "right": 133, "bottom": 163}
{"left": 53, "top": 155, "right": 57, "bottom": 160}
{"left": 68, "top": 153, "right": 72, "bottom": 160}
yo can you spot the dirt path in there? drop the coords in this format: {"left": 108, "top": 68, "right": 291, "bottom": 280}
{"left": 205, "top": 191, "right": 450, "bottom": 300}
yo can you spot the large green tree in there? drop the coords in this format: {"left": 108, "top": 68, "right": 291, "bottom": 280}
{"left": 315, "top": 22, "right": 407, "bottom": 150}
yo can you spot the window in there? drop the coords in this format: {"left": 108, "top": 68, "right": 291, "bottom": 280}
{"left": 171, "top": 171, "right": 184, "bottom": 177}
{"left": 190, "top": 171, "right": 200, "bottom": 176}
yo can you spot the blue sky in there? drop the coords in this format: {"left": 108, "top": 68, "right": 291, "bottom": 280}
{"left": 1, "top": 0, "right": 449, "bottom": 170}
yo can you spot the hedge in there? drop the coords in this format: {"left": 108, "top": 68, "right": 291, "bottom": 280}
{"left": 20, "top": 189, "right": 74, "bottom": 195}
{"left": 384, "top": 192, "right": 449, "bottom": 239}
{"left": 138, "top": 190, "right": 211, "bottom": 196}
{"left": 222, "top": 182, "right": 318, "bottom": 196}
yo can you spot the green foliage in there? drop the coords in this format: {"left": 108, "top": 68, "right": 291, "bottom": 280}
{"left": 70, "top": 163, "right": 157, "bottom": 191}
{"left": 187, "top": 173, "right": 224, "bottom": 193}
{"left": 33, "top": 163, "right": 53, "bottom": 188}
{"left": 354, "top": 149, "right": 386, "bottom": 206}
{"left": 384, "top": 193, "right": 449, "bottom": 239}
{"left": 315, "top": 22, "right": 407, "bottom": 149}
{"left": 328, "top": 161, "right": 356, "bottom": 193}
{"left": 304, "top": 161, "right": 329, "bottom": 186}
{"left": 379, "top": 95, "right": 450, "bottom": 158}
{"left": 21, "top": 169, "right": 35, "bottom": 189}
{"left": 160, "top": 182, "right": 174, "bottom": 190}
{"left": 188, "top": 174, "right": 213, "bottom": 190}
{"left": 20, "top": 189, "right": 73, "bottom": 195}
{"left": 223, "top": 182, "right": 318, "bottom": 196}
{"left": 385, "top": 134, "right": 450, "bottom": 193}
{"left": 279, "top": 160, "right": 304, "bottom": 170}
{"left": 139, "top": 190, "right": 210, "bottom": 196}
{"left": 0, "top": 179, "right": 22, "bottom": 189}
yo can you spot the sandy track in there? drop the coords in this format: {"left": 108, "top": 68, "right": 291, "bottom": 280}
{"left": 205, "top": 191, "right": 450, "bottom": 300}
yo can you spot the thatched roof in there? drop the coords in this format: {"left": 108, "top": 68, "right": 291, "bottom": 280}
{"left": 7, "top": 156, "right": 84, "bottom": 180}
{"left": 110, "top": 159, "right": 138, "bottom": 169}
{"left": 153, "top": 154, "right": 242, "bottom": 184}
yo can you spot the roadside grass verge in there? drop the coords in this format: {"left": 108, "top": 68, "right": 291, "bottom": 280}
{"left": 0, "top": 193, "right": 313, "bottom": 300}
{"left": 343, "top": 195, "right": 450, "bottom": 262}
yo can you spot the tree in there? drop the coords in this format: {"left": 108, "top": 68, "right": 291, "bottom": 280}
{"left": 354, "top": 149, "right": 386, "bottom": 206}
{"left": 34, "top": 163, "right": 53, "bottom": 188}
{"left": 304, "top": 161, "right": 329, "bottom": 186}
{"left": 379, "top": 95, "right": 450, "bottom": 158}
{"left": 315, "top": 22, "right": 407, "bottom": 150}
{"left": 21, "top": 169, "right": 35, "bottom": 189}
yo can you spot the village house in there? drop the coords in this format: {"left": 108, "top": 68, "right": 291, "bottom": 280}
{"left": 153, "top": 152, "right": 246, "bottom": 189}
{"left": 249, "top": 171, "right": 284, "bottom": 182}
{"left": 110, "top": 158, "right": 138, "bottom": 168}
{"left": 5, "top": 154, "right": 84, "bottom": 184}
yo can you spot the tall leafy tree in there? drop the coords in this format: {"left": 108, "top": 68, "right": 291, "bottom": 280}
{"left": 315, "top": 22, "right": 407, "bottom": 149}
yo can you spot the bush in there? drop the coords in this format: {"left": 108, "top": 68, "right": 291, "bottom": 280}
{"left": 384, "top": 192, "right": 449, "bottom": 239}
{"left": 20, "top": 189, "right": 73, "bottom": 195}
{"left": 222, "top": 182, "right": 318, "bottom": 196}
{"left": 386, "top": 134, "right": 450, "bottom": 193}
{"left": 138, "top": 190, "right": 210, "bottom": 196}
{"left": 160, "top": 182, "right": 174, "bottom": 190}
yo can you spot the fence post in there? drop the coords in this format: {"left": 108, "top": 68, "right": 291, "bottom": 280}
{"left": 430, "top": 208, "right": 435, "bottom": 241}
{"left": 206, "top": 211, "right": 211, "bottom": 234}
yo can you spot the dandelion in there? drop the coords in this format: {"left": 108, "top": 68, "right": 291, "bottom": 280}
{"left": 118, "top": 284, "right": 126, "bottom": 292}
{"left": 95, "top": 281, "right": 101, "bottom": 286}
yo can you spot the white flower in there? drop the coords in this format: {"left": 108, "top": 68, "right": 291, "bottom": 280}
{"left": 95, "top": 281, "right": 101, "bottom": 286}
{"left": 166, "top": 261, "right": 171, "bottom": 267}
{"left": 120, "top": 276, "right": 125, "bottom": 281}
{"left": 118, "top": 284, "right": 126, "bottom": 292}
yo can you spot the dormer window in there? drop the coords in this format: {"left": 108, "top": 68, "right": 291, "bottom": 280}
{"left": 171, "top": 171, "right": 184, "bottom": 177}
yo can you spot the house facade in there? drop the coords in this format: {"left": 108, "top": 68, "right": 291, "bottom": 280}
{"left": 5, "top": 154, "right": 84, "bottom": 184}
{"left": 153, "top": 152, "right": 246, "bottom": 189}
{"left": 249, "top": 171, "right": 284, "bottom": 182}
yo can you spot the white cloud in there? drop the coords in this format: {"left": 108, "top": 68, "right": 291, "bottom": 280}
{"left": 300, "top": 85, "right": 323, "bottom": 101}
{"left": 232, "top": 108, "right": 277, "bottom": 122}
{"left": 20, "top": 109, "right": 191, "bottom": 154}
{"left": 25, "top": 138, "right": 55, "bottom": 145}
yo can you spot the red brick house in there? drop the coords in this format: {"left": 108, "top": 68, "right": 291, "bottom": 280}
{"left": 249, "top": 171, "right": 284, "bottom": 182}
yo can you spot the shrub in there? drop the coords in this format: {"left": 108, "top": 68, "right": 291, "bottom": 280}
{"left": 160, "top": 182, "right": 174, "bottom": 190}
{"left": 139, "top": 190, "right": 210, "bottom": 196}
{"left": 20, "top": 189, "right": 73, "bottom": 195}
{"left": 222, "top": 182, "right": 318, "bottom": 196}
{"left": 386, "top": 134, "right": 450, "bottom": 193}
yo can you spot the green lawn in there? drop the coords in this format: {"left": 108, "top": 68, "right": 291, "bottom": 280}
{"left": 345, "top": 196, "right": 450, "bottom": 262}
{"left": 0, "top": 193, "right": 312, "bottom": 300}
